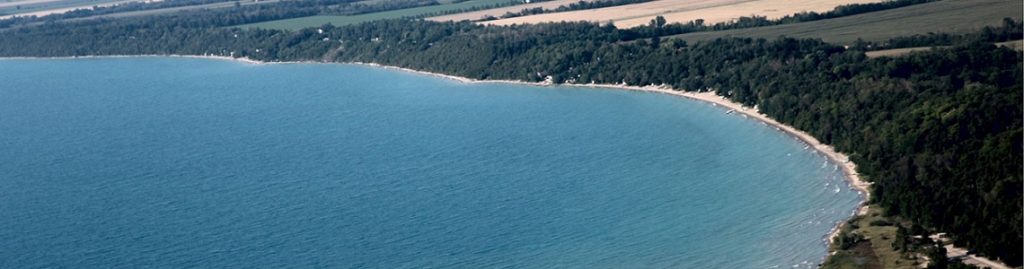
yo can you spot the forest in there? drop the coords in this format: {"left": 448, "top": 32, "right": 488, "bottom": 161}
{"left": 0, "top": 4, "right": 1020, "bottom": 266}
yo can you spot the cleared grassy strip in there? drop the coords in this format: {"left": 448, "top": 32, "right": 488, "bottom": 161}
{"left": 238, "top": 0, "right": 515, "bottom": 30}
{"left": 863, "top": 46, "right": 936, "bottom": 58}
{"left": 999, "top": 39, "right": 1024, "bottom": 50}
{"left": 666, "top": 0, "right": 1022, "bottom": 45}
{"left": 864, "top": 40, "right": 1024, "bottom": 58}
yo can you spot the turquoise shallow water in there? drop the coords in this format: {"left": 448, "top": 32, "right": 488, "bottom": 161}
{"left": 0, "top": 57, "right": 861, "bottom": 268}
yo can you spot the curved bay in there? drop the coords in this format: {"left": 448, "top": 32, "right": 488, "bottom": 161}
{"left": 0, "top": 57, "right": 861, "bottom": 268}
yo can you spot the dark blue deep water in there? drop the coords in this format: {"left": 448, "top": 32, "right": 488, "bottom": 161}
{"left": 0, "top": 57, "right": 861, "bottom": 268}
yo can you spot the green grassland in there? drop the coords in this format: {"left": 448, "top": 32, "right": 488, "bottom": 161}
{"left": 666, "top": 0, "right": 1023, "bottom": 45}
{"left": 865, "top": 40, "right": 1024, "bottom": 58}
{"left": 823, "top": 207, "right": 924, "bottom": 269}
{"left": 238, "top": 0, "right": 515, "bottom": 30}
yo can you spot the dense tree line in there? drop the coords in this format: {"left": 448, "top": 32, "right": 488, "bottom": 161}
{"left": 0, "top": 11, "right": 1020, "bottom": 266}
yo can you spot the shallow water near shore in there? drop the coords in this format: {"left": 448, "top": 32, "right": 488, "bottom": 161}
{"left": 0, "top": 57, "right": 861, "bottom": 268}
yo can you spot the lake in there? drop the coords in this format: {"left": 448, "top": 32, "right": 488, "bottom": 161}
{"left": 0, "top": 57, "right": 861, "bottom": 268}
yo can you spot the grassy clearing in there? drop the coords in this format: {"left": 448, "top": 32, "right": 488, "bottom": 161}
{"left": 823, "top": 206, "right": 923, "bottom": 269}
{"left": 999, "top": 39, "right": 1024, "bottom": 50}
{"left": 864, "top": 40, "right": 1024, "bottom": 58}
{"left": 666, "top": 0, "right": 1023, "bottom": 45}
{"left": 238, "top": 0, "right": 515, "bottom": 30}
{"left": 823, "top": 240, "right": 883, "bottom": 269}
{"left": 863, "top": 46, "right": 939, "bottom": 58}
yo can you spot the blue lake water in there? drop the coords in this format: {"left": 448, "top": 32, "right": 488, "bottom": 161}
{"left": 0, "top": 57, "right": 862, "bottom": 268}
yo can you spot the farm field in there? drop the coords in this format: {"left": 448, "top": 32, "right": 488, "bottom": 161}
{"left": 479, "top": 0, "right": 882, "bottom": 28}
{"left": 0, "top": 0, "right": 297, "bottom": 30}
{"left": 0, "top": 0, "right": 64, "bottom": 9}
{"left": 0, "top": 0, "right": 126, "bottom": 18}
{"left": 427, "top": 0, "right": 595, "bottom": 22}
{"left": 238, "top": 0, "right": 516, "bottom": 30}
{"left": 665, "top": 0, "right": 1023, "bottom": 45}
{"left": 0, "top": 0, "right": 114, "bottom": 13}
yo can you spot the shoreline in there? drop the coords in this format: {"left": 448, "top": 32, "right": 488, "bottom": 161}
{"left": 4, "top": 54, "right": 871, "bottom": 260}
{"left": 319, "top": 59, "right": 874, "bottom": 262}
{"left": 353, "top": 61, "right": 874, "bottom": 198}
